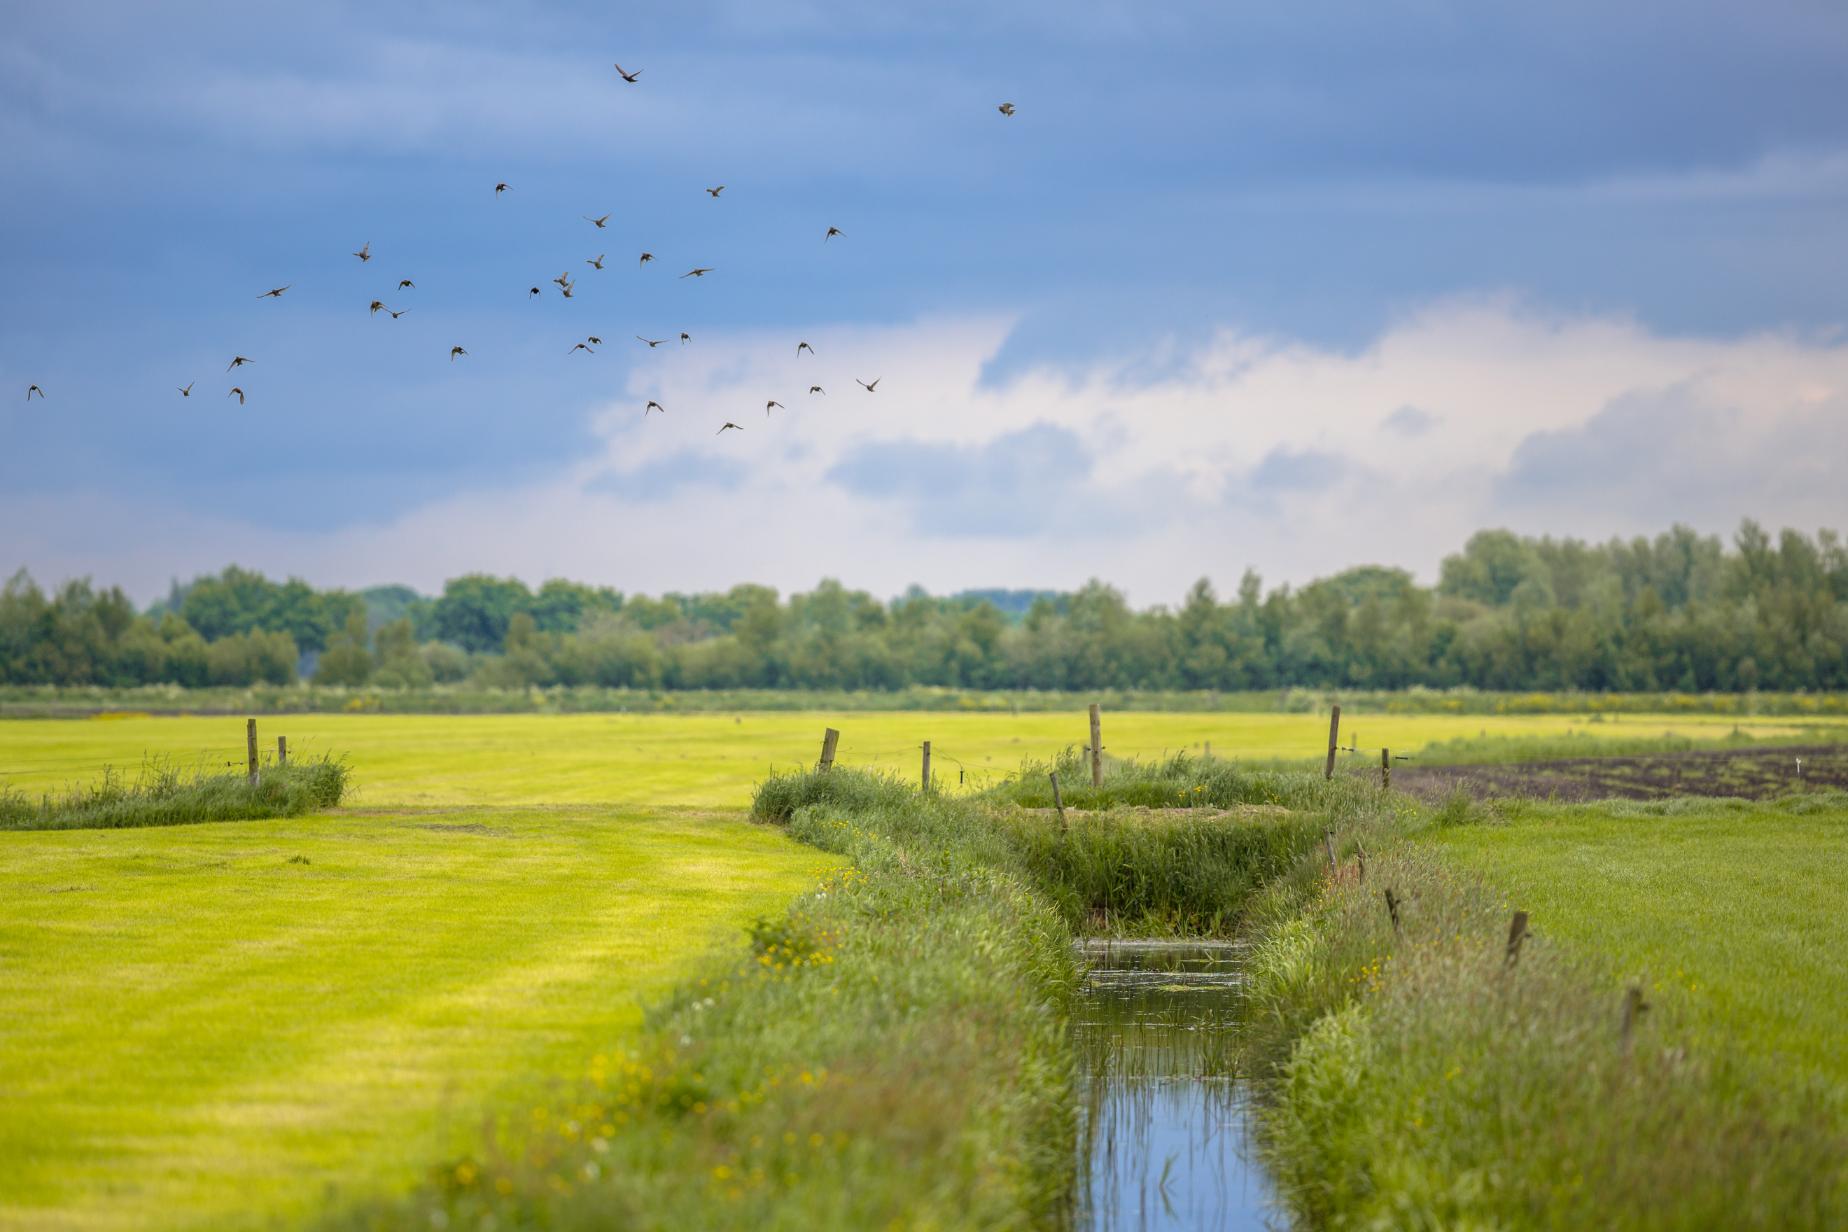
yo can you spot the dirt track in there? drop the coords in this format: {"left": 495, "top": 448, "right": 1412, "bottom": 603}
{"left": 1388, "top": 744, "right": 1847, "bottom": 802}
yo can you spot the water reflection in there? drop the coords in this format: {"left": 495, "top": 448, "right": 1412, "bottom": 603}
{"left": 1074, "top": 939, "right": 1281, "bottom": 1231}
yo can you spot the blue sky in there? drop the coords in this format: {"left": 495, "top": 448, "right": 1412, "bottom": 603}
{"left": 4, "top": 1, "right": 1847, "bottom": 602}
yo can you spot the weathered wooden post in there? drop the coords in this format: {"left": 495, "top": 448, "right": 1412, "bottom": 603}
{"left": 818, "top": 727, "right": 840, "bottom": 773}
{"left": 1381, "top": 747, "right": 1391, "bottom": 790}
{"left": 1324, "top": 704, "right": 1341, "bottom": 780}
{"left": 1049, "top": 772, "right": 1068, "bottom": 832}
{"left": 246, "top": 719, "right": 259, "bottom": 786}
{"left": 1505, "top": 910, "right": 1529, "bottom": 968}
{"left": 1620, "top": 983, "right": 1649, "bottom": 1055}
{"left": 277, "top": 735, "right": 288, "bottom": 768}
{"left": 921, "top": 740, "right": 932, "bottom": 792}
{"left": 1088, "top": 703, "right": 1103, "bottom": 788}
{"left": 1384, "top": 888, "right": 1401, "bottom": 933}
{"left": 1324, "top": 829, "right": 1338, "bottom": 874}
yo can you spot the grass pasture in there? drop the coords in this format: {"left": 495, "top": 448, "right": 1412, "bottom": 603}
{"left": 2, "top": 709, "right": 1840, "bottom": 807}
{"left": 0, "top": 807, "right": 837, "bottom": 1232}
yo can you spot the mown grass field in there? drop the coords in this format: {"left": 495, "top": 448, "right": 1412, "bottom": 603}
{"left": 3, "top": 709, "right": 1839, "bottom": 806}
{"left": 0, "top": 808, "right": 837, "bottom": 1232}
{"left": 1433, "top": 798, "right": 1847, "bottom": 1091}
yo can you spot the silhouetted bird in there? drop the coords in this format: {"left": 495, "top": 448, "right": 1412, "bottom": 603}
{"left": 389, "top": 309, "right": 409, "bottom": 319}
{"left": 680, "top": 331, "right": 691, "bottom": 344}
{"left": 856, "top": 377, "right": 880, "bottom": 392}
{"left": 258, "top": 285, "right": 290, "bottom": 298}
{"left": 614, "top": 64, "right": 641, "bottom": 83}
{"left": 560, "top": 281, "right": 576, "bottom": 298}
{"left": 529, "top": 286, "right": 542, "bottom": 299}
{"left": 809, "top": 385, "right": 825, "bottom": 395}
{"left": 639, "top": 252, "right": 654, "bottom": 267}
{"left": 636, "top": 336, "right": 665, "bottom": 348}
{"left": 353, "top": 241, "right": 372, "bottom": 262}
{"left": 369, "top": 300, "right": 387, "bottom": 315}
{"left": 717, "top": 422, "right": 741, "bottom": 434}
{"left": 26, "top": 384, "right": 44, "bottom": 400}
{"left": 450, "top": 346, "right": 467, "bottom": 361}
{"left": 680, "top": 267, "right": 712, "bottom": 278}
{"left": 553, "top": 272, "right": 572, "bottom": 288}
{"left": 645, "top": 400, "right": 664, "bottom": 415}
{"left": 584, "top": 214, "right": 610, "bottom": 229}
{"left": 997, "top": 102, "right": 1016, "bottom": 116}
{"left": 178, "top": 383, "right": 193, "bottom": 397}
{"left": 228, "top": 356, "right": 252, "bottom": 371}
{"left": 705, "top": 186, "right": 724, "bottom": 198}
{"left": 586, "top": 335, "right": 603, "bottom": 345}
{"left": 228, "top": 386, "right": 245, "bottom": 404}
{"left": 495, "top": 182, "right": 509, "bottom": 195}
{"left": 398, "top": 279, "right": 415, "bottom": 290}
{"left": 797, "top": 341, "right": 815, "bottom": 356}
{"left": 825, "top": 227, "right": 842, "bottom": 241}
{"left": 587, "top": 254, "right": 605, "bottom": 269}
{"left": 570, "top": 342, "right": 595, "bottom": 354}
{"left": 766, "top": 400, "right": 784, "bottom": 415}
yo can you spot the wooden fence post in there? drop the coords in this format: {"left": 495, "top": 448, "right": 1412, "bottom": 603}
{"left": 1203, "top": 741, "right": 1211, "bottom": 760}
{"left": 1049, "top": 772, "right": 1067, "bottom": 832}
{"left": 277, "top": 735, "right": 288, "bottom": 768}
{"left": 1324, "top": 829, "right": 1338, "bottom": 875}
{"left": 1088, "top": 703, "right": 1103, "bottom": 788}
{"left": 1620, "top": 983, "right": 1649, "bottom": 1055}
{"left": 1505, "top": 910, "right": 1529, "bottom": 968}
{"left": 1381, "top": 747, "right": 1391, "bottom": 790}
{"left": 818, "top": 728, "right": 840, "bottom": 773}
{"left": 246, "top": 719, "right": 259, "bottom": 786}
{"left": 1384, "top": 888, "right": 1401, "bottom": 933}
{"left": 921, "top": 740, "right": 932, "bottom": 793}
{"left": 1324, "top": 704, "right": 1341, "bottom": 780}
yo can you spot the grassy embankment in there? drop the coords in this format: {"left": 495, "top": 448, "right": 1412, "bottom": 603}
{"left": 0, "top": 758, "right": 346, "bottom": 831}
{"left": 0, "top": 803, "right": 836, "bottom": 1232}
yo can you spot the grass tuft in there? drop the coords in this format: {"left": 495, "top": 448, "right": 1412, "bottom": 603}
{"left": 0, "top": 758, "right": 347, "bottom": 831}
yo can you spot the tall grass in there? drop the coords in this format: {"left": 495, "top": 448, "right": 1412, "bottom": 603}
{"left": 0, "top": 758, "right": 347, "bottom": 830}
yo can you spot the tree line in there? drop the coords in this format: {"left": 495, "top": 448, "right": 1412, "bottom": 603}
{"left": 4, "top": 521, "right": 1846, "bottom": 692}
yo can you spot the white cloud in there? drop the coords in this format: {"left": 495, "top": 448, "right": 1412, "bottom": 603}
{"left": 8, "top": 297, "right": 1848, "bottom": 605}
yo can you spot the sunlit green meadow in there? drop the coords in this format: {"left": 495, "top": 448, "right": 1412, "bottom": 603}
{"left": 4, "top": 709, "right": 1839, "bottom": 807}
{"left": 0, "top": 808, "right": 836, "bottom": 1232}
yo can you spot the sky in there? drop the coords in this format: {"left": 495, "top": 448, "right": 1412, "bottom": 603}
{"left": 3, "top": 0, "right": 1846, "bottom": 606}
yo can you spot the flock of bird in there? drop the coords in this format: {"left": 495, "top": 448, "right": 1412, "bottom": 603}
{"left": 19, "top": 64, "right": 1021, "bottom": 441}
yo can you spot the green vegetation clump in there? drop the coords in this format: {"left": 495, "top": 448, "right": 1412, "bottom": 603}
{"left": 0, "top": 758, "right": 346, "bottom": 831}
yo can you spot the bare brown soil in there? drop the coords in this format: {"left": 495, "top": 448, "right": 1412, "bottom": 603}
{"left": 1390, "top": 744, "right": 1847, "bottom": 802}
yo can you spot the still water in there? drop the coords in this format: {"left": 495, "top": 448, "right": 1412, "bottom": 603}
{"left": 1074, "top": 939, "right": 1282, "bottom": 1231}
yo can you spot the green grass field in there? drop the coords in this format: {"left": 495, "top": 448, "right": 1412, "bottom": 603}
{"left": 3, "top": 710, "right": 1837, "bottom": 807}
{"left": 1433, "top": 798, "right": 1847, "bottom": 1091}
{"left": 0, "top": 807, "right": 836, "bottom": 1232}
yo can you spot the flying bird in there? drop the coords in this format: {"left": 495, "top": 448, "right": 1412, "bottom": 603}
{"left": 765, "top": 400, "right": 784, "bottom": 415}
{"left": 397, "top": 279, "right": 415, "bottom": 290}
{"left": 705, "top": 186, "right": 724, "bottom": 198}
{"left": 645, "top": 400, "right": 664, "bottom": 415}
{"left": 997, "top": 102, "right": 1016, "bottom": 116}
{"left": 495, "top": 182, "right": 509, "bottom": 195}
{"left": 856, "top": 377, "right": 880, "bottom": 392}
{"left": 586, "top": 335, "right": 603, "bottom": 345}
{"left": 553, "top": 272, "right": 572, "bottom": 288}
{"left": 369, "top": 300, "right": 387, "bottom": 315}
{"left": 450, "top": 346, "right": 467, "bottom": 361}
{"left": 679, "top": 331, "right": 691, "bottom": 344}
{"left": 227, "top": 356, "right": 252, "bottom": 371}
{"left": 587, "top": 254, "right": 605, "bottom": 270}
{"left": 258, "top": 285, "right": 290, "bottom": 298}
{"left": 796, "top": 341, "right": 815, "bottom": 356}
{"left": 584, "top": 214, "right": 610, "bottom": 229}
{"left": 716, "top": 422, "right": 741, "bottom": 434}
{"left": 26, "top": 384, "right": 44, "bottom": 400}
{"left": 228, "top": 386, "right": 245, "bottom": 405}
{"left": 636, "top": 336, "right": 665, "bottom": 348}
{"left": 389, "top": 309, "right": 409, "bottom": 319}
{"left": 825, "top": 226, "right": 842, "bottom": 241}
{"left": 639, "top": 252, "right": 654, "bottom": 267}
{"left": 529, "top": 286, "right": 542, "bottom": 299}
{"left": 570, "top": 342, "right": 595, "bottom": 354}
{"left": 178, "top": 382, "right": 193, "bottom": 397}
{"left": 353, "top": 241, "right": 372, "bottom": 262}
{"left": 560, "top": 282, "right": 576, "bottom": 298}
{"left": 809, "top": 385, "right": 825, "bottom": 395}
{"left": 680, "top": 267, "right": 712, "bottom": 278}
{"left": 614, "top": 63, "right": 641, "bottom": 83}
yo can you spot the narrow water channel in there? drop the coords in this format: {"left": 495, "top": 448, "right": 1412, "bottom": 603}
{"left": 1073, "top": 939, "right": 1282, "bottom": 1231}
